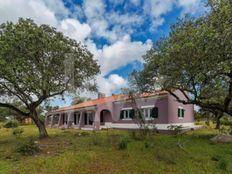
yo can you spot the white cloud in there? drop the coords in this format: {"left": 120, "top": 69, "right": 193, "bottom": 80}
{"left": 86, "top": 35, "right": 152, "bottom": 76}
{"left": 107, "top": 13, "right": 143, "bottom": 26}
{"left": 82, "top": 0, "right": 145, "bottom": 42}
{"left": 0, "top": 0, "right": 57, "bottom": 26}
{"left": 97, "top": 74, "right": 127, "bottom": 95}
{"left": 0, "top": 0, "right": 206, "bottom": 100}
{"left": 143, "top": 0, "right": 174, "bottom": 32}
{"left": 130, "top": 0, "right": 141, "bottom": 6}
{"left": 177, "top": 0, "right": 205, "bottom": 16}
{"left": 59, "top": 19, "right": 91, "bottom": 42}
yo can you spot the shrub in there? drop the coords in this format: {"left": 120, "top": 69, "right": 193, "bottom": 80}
{"left": 230, "top": 125, "right": 232, "bottom": 135}
{"left": 218, "top": 157, "right": 228, "bottom": 171}
{"left": 167, "top": 125, "right": 183, "bottom": 135}
{"left": 3, "top": 120, "right": 19, "bottom": 128}
{"left": 221, "top": 116, "right": 232, "bottom": 126}
{"left": 205, "top": 121, "right": 210, "bottom": 127}
{"left": 144, "top": 141, "right": 154, "bottom": 148}
{"left": 211, "top": 155, "right": 222, "bottom": 161}
{"left": 16, "top": 138, "right": 40, "bottom": 155}
{"left": 117, "top": 137, "right": 128, "bottom": 150}
{"left": 12, "top": 128, "right": 24, "bottom": 136}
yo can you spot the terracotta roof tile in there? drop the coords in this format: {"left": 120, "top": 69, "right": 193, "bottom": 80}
{"left": 51, "top": 90, "right": 168, "bottom": 113}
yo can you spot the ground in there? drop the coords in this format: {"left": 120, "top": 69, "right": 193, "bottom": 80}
{"left": 0, "top": 125, "right": 232, "bottom": 174}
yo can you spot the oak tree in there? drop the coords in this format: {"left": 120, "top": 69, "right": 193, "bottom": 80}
{"left": 0, "top": 18, "right": 100, "bottom": 138}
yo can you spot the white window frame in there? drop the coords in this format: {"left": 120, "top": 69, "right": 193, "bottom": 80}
{"left": 141, "top": 105, "right": 154, "bottom": 109}
{"left": 140, "top": 106, "right": 154, "bottom": 120}
{"left": 178, "top": 106, "right": 184, "bottom": 119}
{"left": 121, "top": 108, "right": 132, "bottom": 120}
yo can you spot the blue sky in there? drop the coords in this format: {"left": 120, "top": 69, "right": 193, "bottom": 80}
{"left": 0, "top": 0, "right": 206, "bottom": 107}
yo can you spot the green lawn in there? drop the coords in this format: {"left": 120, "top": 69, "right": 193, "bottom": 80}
{"left": 0, "top": 125, "right": 232, "bottom": 174}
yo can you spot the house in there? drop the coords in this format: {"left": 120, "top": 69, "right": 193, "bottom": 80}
{"left": 45, "top": 90, "right": 195, "bottom": 131}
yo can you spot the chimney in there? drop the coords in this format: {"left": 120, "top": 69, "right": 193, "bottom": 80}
{"left": 98, "top": 92, "right": 105, "bottom": 99}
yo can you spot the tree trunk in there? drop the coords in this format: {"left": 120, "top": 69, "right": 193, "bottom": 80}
{"left": 30, "top": 109, "right": 48, "bottom": 138}
{"left": 215, "top": 118, "right": 221, "bottom": 129}
{"left": 215, "top": 113, "right": 223, "bottom": 130}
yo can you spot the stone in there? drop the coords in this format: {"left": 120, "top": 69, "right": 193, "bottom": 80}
{"left": 210, "top": 134, "right": 232, "bottom": 143}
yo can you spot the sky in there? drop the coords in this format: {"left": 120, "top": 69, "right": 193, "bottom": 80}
{"left": 0, "top": 0, "right": 206, "bottom": 107}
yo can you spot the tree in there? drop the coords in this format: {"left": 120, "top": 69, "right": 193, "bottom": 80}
{"left": 130, "top": 0, "right": 232, "bottom": 117}
{"left": 71, "top": 96, "right": 90, "bottom": 105}
{"left": 0, "top": 18, "right": 100, "bottom": 138}
{"left": 0, "top": 107, "right": 9, "bottom": 122}
{"left": 0, "top": 100, "right": 28, "bottom": 122}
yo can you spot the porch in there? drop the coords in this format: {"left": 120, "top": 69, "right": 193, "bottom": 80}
{"left": 45, "top": 108, "right": 98, "bottom": 130}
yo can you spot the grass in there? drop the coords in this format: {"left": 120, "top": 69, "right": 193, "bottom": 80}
{"left": 0, "top": 125, "right": 232, "bottom": 174}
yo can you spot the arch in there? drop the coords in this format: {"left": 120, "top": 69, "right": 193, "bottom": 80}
{"left": 100, "top": 109, "right": 112, "bottom": 125}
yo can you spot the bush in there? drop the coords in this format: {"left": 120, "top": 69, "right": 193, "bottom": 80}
{"left": 211, "top": 155, "right": 221, "bottom": 161}
{"left": 16, "top": 138, "right": 40, "bottom": 155}
{"left": 12, "top": 128, "right": 24, "bottom": 136}
{"left": 218, "top": 158, "right": 229, "bottom": 171}
{"left": 167, "top": 125, "right": 183, "bottom": 135}
{"left": 4, "top": 120, "right": 19, "bottom": 128}
{"left": 221, "top": 116, "right": 232, "bottom": 126}
{"left": 117, "top": 137, "right": 128, "bottom": 150}
{"left": 144, "top": 141, "right": 154, "bottom": 148}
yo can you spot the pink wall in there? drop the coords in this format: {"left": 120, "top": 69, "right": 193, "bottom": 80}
{"left": 112, "top": 96, "right": 169, "bottom": 124}
{"left": 168, "top": 91, "right": 194, "bottom": 123}
{"left": 46, "top": 91, "right": 194, "bottom": 129}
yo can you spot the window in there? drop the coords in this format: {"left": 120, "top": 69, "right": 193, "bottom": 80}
{"left": 74, "top": 113, "right": 80, "bottom": 125}
{"left": 84, "top": 112, "right": 93, "bottom": 125}
{"left": 178, "top": 107, "right": 185, "bottom": 118}
{"left": 141, "top": 106, "right": 158, "bottom": 119}
{"left": 120, "top": 108, "right": 134, "bottom": 119}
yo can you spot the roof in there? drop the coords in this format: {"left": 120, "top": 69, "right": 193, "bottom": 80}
{"left": 51, "top": 90, "right": 168, "bottom": 113}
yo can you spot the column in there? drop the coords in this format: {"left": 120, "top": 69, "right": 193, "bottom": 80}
{"left": 66, "top": 112, "right": 71, "bottom": 128}
{"left": 93, "top": 110, "right": 100, "bottom": 130}
{"left": 50, "top": 115, "right": 54, "bottom": 128}
{"left": 67, "top": 112, "right": 74, "bottom": 128}
{"left": 78, "top": 111, "right": 83, "bottom": 129}
{"left": 45, "top": 115, "right": 49, "bottom": 127}
{"left": 58, "top": 113, "right": 62, "bottom": 128}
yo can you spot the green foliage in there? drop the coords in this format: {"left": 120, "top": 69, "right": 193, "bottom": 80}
{"left": 71, "top": 96, "right": 90, "bottom": 105}
{"left": 221, "top": 116, "right": 232, "bottom": 126}
{"left": 130, "top": 0, "right": 232, "bottom": 116}
{"left": 1, "top": 125, "right": 232, "bottom": 173}
{"left": 218, "top": 157, "right": 229, "bottom": 171}
{"left": 144, "top": 140, "right": 154, "bottom": 148}
{"left": 3, "top": 120, "right": 19, "bottom": 128}
{"left": 211, "top": 154, "right": 222, "bottom": 161}
{"left": 12, "top": 128, "right": 24, "bottom": 136}
{"left": 117, "top": 137, "right": 128, "bottom": 150}
{"left": 16, "top": 138, "right": 40, "bottom": 155}
{"left": 167, "top": 125, "right": 183, "bottom": 135}
{"left": 0, "top": 18, "right": 100, "bottom": 137}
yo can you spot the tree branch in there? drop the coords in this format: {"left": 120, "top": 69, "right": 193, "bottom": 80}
{"left": 0, "top": 102, "right": 29, "bottom": 116}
